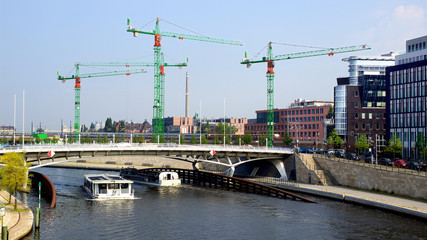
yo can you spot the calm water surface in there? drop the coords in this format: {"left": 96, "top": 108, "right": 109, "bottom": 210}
{"left": 23, "top": 168, "right": 427, "bottom": 240}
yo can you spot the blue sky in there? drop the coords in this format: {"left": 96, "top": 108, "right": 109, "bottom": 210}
{"left": 1, "top": 0, "right": 426, "bottom": 131}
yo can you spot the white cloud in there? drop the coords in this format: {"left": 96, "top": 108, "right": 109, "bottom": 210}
{"left": 394, "top": 5, "right": 424, "bottom": 22}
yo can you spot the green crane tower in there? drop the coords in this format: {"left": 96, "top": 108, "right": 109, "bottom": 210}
{"left": 58, "top": 64, "right": 147, "bottom": 140}
{"left": 241, "top": 43, "right": 371, "bottom": 146}
{"left": 127, "top": 17, "right": 242, "bottom": 137}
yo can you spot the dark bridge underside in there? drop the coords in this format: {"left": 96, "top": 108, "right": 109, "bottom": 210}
{"left": 234, "top": 161, "right": 281, "bottom": 178}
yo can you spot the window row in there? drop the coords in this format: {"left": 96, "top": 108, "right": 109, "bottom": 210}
{"left": 389, "top": 97, "right": 427, "bottom": 113}
{"left": 281, "top": 116, "right": 324, "bottom": 123}
{"left": 354, "top": 112, "right": 385, "bottom": 119}
{"left": 390, "top": 67, "right": 427, "bottom": 85}
{"left": 389, "top": 82, "right": 426, "bottom": 99}
{"left": 354, "top": 123, "right": 385, "bottom": 130}
{"left": 281, "top": 108, "right": 324, "bottom": 116}
{"left": 390, "top": 112, "right": 426, "bottom": 128}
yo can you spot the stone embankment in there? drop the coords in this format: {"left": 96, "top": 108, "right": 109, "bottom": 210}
{"left": 0, "top": 191, "right": 33, "bottom": 240}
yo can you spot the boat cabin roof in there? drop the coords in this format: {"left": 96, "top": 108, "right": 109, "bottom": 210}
{"left": 85, "top": 174, "right": 133, "bottom": 184}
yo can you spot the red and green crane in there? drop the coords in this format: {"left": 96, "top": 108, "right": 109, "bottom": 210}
{"left": 57, "top": 64, "right": 147, "bottom": 140}
{"left": 127, "top": 17, "right": 242, "bottom": 137}
{"left": 241, "top": 43, "right": 371, "bottom": 146}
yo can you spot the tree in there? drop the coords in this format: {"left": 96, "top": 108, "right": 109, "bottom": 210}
{"left": 242, "top": 131, "right": 253, "bottom": 145}
{"left": 190, "top": 135, "right": 198, "bottom": 144}
{"left": 415, "top": 133, "right": 426, "bottom": 159}
{"left": 84, "top": 135, "right": 92, "bottom": 144}
{"left": 170, "top": 136, "right": 178, "bottom": 143}
{"left": 224, "top": 136, "right": 230, "bottom": 144}
{"left": 0, "top": 152, "right": 31, "bottom": 209}
{"left": 355, "top": 134, "right": 371, "bottom": 155}
{"left": 201, "top": 121, "right": 211, "bottom": 134}
{"left": 385, "top": 134, "right": 403, "bottom": 159}
{"left": 201, "top": 135, "right": 208, "bottom": 144}
{"left": 52, "top": 136, "right": 59, "bottom": 144}
{"left": 89, "top": 122, "right": 96, "bottom": 132}
{"left": 159, "top": 135, "right": 165, "bottom": 143}
{"left": 104, "top": 118, "right": 114, "bottom": 132}
{"left": 179, "top": 133, "right": 186, "bottom": 144}
{"left": 282, "top": 133, "right": 293, "bottom": 146}
{"left": 138, "top": 135, "right": 145, "bottom": 144}
{"left": 233, "top": 135, "right": 241, "bottom": 145}
{"left": 35, "top": 136, "right": 42, "bottom": 144}
{"left": 118, "top": 120, "right": 125, "bottom": 133}
{"left": 212, "top": 135, "right": 219, "bottom": 144}
{"left": 326, "top": 105, "right": 334, "bottom": 119}
{"left": 103, "top": 135, "right": 109, "bottom": 143}
{"left": 81, "top": 124, "right": 88, "bottom": 133}
{"left": 67, "top": 136, "right": 74, "bottom": 144}
{"left": 36, "top": 127, "right": 44, "bottom": 133}
{"left": 327, "top": 129, "right": 343, "bottom": 149}
{"left": 132, "top": 135, "right": 139, "bottom": 143}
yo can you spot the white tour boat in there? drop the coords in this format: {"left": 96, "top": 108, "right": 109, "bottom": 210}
{"left": 120, "top": 168, "right": 181, "bottom": 186}
{"left": 82, "top": 174, "right": 135, "bottom": 199}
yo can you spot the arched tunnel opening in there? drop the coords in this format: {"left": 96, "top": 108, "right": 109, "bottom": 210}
{"left": 233, "top": 160, "right": 281, "bottom": 178}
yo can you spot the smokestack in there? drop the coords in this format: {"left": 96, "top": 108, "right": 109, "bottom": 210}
{"left": 185, "top": 72, "right": 189, "bottom": 118}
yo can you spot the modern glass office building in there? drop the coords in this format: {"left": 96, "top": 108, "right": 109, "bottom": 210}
{"left": 334, "top": 54, "right": 395, "bottom": 151}
{"left": 386, "top": 35, "right": 427, "bottom": 159}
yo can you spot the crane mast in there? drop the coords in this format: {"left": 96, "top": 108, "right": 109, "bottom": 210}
{"left": 127, "top": 17, "right": 242, "bottom": 138}
{"left": 242, "top": 43, "right": 371, "bottom": 146}
{"left": 58, "top": 64, "right": 146, "bottom": 140}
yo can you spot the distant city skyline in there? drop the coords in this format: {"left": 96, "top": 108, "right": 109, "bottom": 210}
{"left": 1, "top": 1, "right": 426, "bottom": 131}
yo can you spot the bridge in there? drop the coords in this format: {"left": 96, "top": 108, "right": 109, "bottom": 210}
{"left": 0, "top": 144, "right": 294, "bottom": 180}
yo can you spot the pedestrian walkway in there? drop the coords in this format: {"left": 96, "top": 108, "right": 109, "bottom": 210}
{"left": 271, "top": 182, "right": 427, "bottom": 220}
{"left": 0, "top": 191, "right": 33, "bottom": 240}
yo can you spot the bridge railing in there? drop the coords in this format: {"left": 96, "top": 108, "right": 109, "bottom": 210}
{"left": 313, "top": 153, "right": 427, "bottom": 178}
{"left": 1, "top": 143, "right": 294, "bottom": 154}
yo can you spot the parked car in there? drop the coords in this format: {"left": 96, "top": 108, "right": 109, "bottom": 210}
{"left": 394, "top": 159, "right": 407, "bottom": 168}
{"left": 334, "top": 149, "right": 346, "bottom": 158}
{"left": 345, "top": 153, "right": 359, "bottom": 161}
{"left": 299, "top": 148, "right": 314, "bottom": 154}
{"left": 363, "top": 154, "right": 376, "bottom": 163}
{"left": 377, "top": 158, "right": 393, "bottom": 166}
{"left": 405, "top": 161, "right": 420, "bottom": 170}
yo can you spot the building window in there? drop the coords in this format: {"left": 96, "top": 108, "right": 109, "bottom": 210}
{"left": 376, "top": 124, "right": 380, "bottom": 130}
{"left": 376, "top": 113, "right": 380, "bottom": 119}
{"left": 362, "top": 113, "right": 365, "bottom": 119}
{"left": 355, "top": 123, "right": 359, "bottom": 129}
{"left": 355, "top": 90, "right": 358, "bottom": 97}
{"left": 362, "top": 124, "right": 365, "bottom": 130}
{"left": 355, "top": 102, "right": 359, "bottom": 108}
{"left": 369, "top": 113, "right": 372, "bottom": 119}
{"left": 316, "top": 109, "right": 319, "bottom": 114}
{"left": 355, "top": 113, "right": 358, "bottom": 119}
{"left": 320, "top": 109, "right": 323, "bottom": 114}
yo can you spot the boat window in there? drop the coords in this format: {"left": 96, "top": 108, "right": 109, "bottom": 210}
{"left": 99, "top": 184, "right": 107, "bottom": 190}
{"left": 121, "top": 183, "right": 129, "bottom": 189}
{"left": 167, "top": 174, "right": 171, "bottom": 180}
{"left": 108, "top": 184, "right": 115, "bottom": 189}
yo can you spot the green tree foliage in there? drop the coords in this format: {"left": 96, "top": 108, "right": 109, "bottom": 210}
{"left": 0, "top": 152, "right": 31, "bottom": 209}
{"left": 89, "top": 123, "right": 96, "bottom": 132}
{"left": 67, "top": 136, "right": 74, "bottom": 144}
{"left": 355, "top": 134, "right": 371, "bottom": 154}
{"left": 215, "top": 122, "right": 237, "bottom": 136}
{"left": 201, "top": 121, "right": 211, "bottom": 134}
{"left": 224, "top": 136, "right": 230, "bottom": 144}
{"left": 52, "top": 136, "right": 59, "bottom": 144}
{"left": 103, "top": 135, "right": 109, "bottom": 143}
{"left": 233, "top": 135, "right": 241, "bottom": 145}
{"left": 96, "top": 135, "right": 102, "bottom": 143}
{"left": 35, "top": 136, "right": 42, "bottom": 144}
{"left": 259, "top": 135, "right": 266, "bottom": 146}
{"left": 17, "top": 136, "right": 23, "bottom": 144}
{"left": 385, "top": 134, "right": 403, "bottom": 159}
{"left": 415, "top": 133, "right": 426, "bottom": 158}
{"left": 118, "top": 120, "right": 125, "bottom": 133}
{"left": 282, "top": 133, "right": 293, "bottom": 146}
{"left": 84, "top": 135, "right": 92, "bottom": 144}
{"left": 104, "top": 118, "right": 114, "bottom": 132}
{"left": 212, "top": 135, "right": 219, "bottom": 144}
{"left": 201, "top": 135, "right": 208, "bottom": 144}
{"left": 132, "top": 135, "right": 139, "bottom": 143}
{"left": 170, "top": 136, "right": 178, "bottom": 143}
{"left": 179, "top": 134, "right": 186, "bottom": 144}
{"left": 190, "top": 135, "right": 198, "bottom": 144}
{"left": 327, "top": 129, "right": 343, "bottom": 149}
{"left": 242, "top": 131, "right": 253, "bottom": 145}
{"left": 138, "top": 135, "right": 145, "bottom": 144}
{"left": 326, "top": 105, "right": 334, "bottom": 119}
{"left": 36, "top": 127, "right": 44, "bottom": 133}
{"left": 159, "top": 135, "right": 165, "bottom": 143}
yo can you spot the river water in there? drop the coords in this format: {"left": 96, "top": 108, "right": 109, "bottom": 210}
{"left": 22, "top": 167, "right": 427, "bottom": 240}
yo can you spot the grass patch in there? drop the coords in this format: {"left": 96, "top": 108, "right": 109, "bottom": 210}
{"left": 10, "top": 209, "right": 26, "bottom": 212}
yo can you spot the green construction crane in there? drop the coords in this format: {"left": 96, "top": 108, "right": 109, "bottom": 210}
{"left": 127, "top": 17, "right": 242, "bottom": 137}
{"left": 241, "top": 43, "right": 371, "bottom": 146}
{"left": 57, "top": 64, "right": 147, "bottom": 140}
